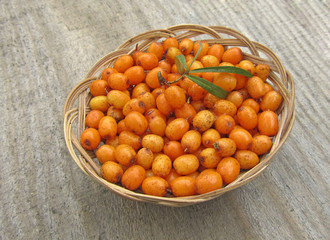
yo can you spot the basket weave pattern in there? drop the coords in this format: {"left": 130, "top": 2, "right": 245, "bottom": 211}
{"left": 63, "top": 24, "right": 295, "bottom": 207}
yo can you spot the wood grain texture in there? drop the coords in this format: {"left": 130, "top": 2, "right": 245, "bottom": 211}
{"left": 0, "top": 0, "right": 329, "bottom": 239}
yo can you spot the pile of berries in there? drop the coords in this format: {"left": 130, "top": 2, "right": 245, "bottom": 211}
{"left": 80, "top": 37, "right": 282, "bottom": 197}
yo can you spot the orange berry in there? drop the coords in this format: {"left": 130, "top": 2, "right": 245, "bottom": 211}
{"left": 89, "top": 95, "right": 109, "bottom": 112}
{"left": 237, "top": 60, "right": 256, "bottom": 75}
{"left": 222, "top": 47, "right": 243, "bottom": 65}
{"left": 96, "top": 144, "right": 116, "bottom": 164}
{"left": 165, "top": 47, "right": 182, "bottom": 64}
{"left": 122, "top": 98, "right": 146, "bottom": 116}
{"left": 131, "top": 83, "right": 150, "bottom": 98}
{"left": 106, "top": 106, "right": 124, "bottom": 122}
{"left": 98, "top": 116, "right": 118, "bottom": 140}
{"left": 136, "top": 147, "right": 154, "bottom": 170}
{"left": 187, "top": 83, "right": 207, "bottom": 101}
{"left": 144, "top": 108, "right": 167, "bottom": 122}
{"left": 226, "top": 90, "right": 244, "bottom": 108}
{"left": 213, "top": 99, "right": 237, "bottom": 117}
{"left": 214, "top": 114, "right": 236, "bottom": 135}
{"left": 237, "top": 105, "right": 258, "bottom": 130}
{"left": 179, "top": 38, "right": 194, "bottom": 55}
{"left": 199, "top": 148, "right": 221, "bottom": 169}
{"left": 173, "top": 154, "right": 199, "bottom": 175}
{"left": 260, "top": 90, "right": 282, "bottom": 111}
{"left": 257, "top": 110, "right": 279, "bottom": 136}
{"left": 137, "top": 92, "right": 156, "bottom": 111}
{"left": 255, "top": 64, "right": 270, "bottom": 81}
{"left": 174, "top": 102, "right": 197, "bottom": 123}
{"left": 124, "top": 111, "right": 148, "bottom": 135}
{"left": 165, "top": 168, "right": 181, "bottom": 186}
{"left": 203, "top": 92, "right": 220, "bottom": 109}
{"left": 107, "top": 90, "right": 130, "bottom": 109}
{"left": 207, "top": 44, "right": 225, "bottom": 61}
{"left": 163, "top": 37, "right": 179, "bottom": 50}
{"left": 124, "top": 66, "right": 146, "bottom": 85}
{"left": 165, "top": 118, "right": 189, "bottom": 141}
{"left": 90, "top": 79, "right": 110, "bottom": 96}
{"left": 181, "top": 130, "right": 202, "bottom": 153}
{"left": 108, "top": 73, "right": 130, "bottom": 91}
{"left": 85, "top": 110, "right": 104, "bottom": 129}
{"left": 136, "top": 52, "right": 159, "bottom": 70}
{"left": 142, "top": 176, "right": 169, "bottom": 196}
{"left": 246, "top": 76, "right": 266, "bottom": 99}
{"left": 235, "top": 150, "right": 259, "bottom": 170}
{"left": 201, "top": 54, "right": 220, "bottom": 67}
{"left": 242, "top": 98, "right": 260, "bottom": 113}
{"left": 201, "top": 129, "right": 221, "bottom": 148}
{"left": 249, "top": 135, "right": 273, "bottom": 155}
{"left": 213, "top": 72, "right": 237, "bottom": 92}
{"left": 118, "top": 130, "right": 142, "bottom": 151}
{"left": 163, "top": 140, "right": 185, "bottom": 161}
{"left": 216, "top": 157, "right": 240, "bottom": 184}
{"left": 213, "top": 138, "right": 237, "bottom": 157}
{"left": 152, "top": 154, "right": 172, "bottom": 178}
{"left": 113, "top": 55, "right": 134, "bottom": 73}
{"left": 142, "top": 134, "right": 164, "bottom": 153}
{"left": 229, "top": 127, "right": 253, "bottom": 150}
{"left": 195, "top": 169, "right": 223, "bottom": 194}
{"left": 101, "top": 161, "right": 123, "bottom": 183}
{"left": 158, "top": 60, "right": 172, "bottom": 73}
{"left": 192, "top": 110, "right": 215, "bottom": 132}
{"left": 80, "top": 128, "right": 101, "bottom": 150}
{"left": 147, "top": 42, "right": 164, "bottom": 61}
{"left": 156, "top": 93, "right": 173, "bottom": 117}
{"left": 170, "top": 176, "right": 196, "bottom": 197}
{"left": 164, "top": 85, "right": 186, "bottom": 109}
{"left": 121, "top": 165, "right": 146, "bottom": 190}
{"left": 145, "top": 67, "right": 168, "bottom": 89}
{"left": 115, "top": 144, "right": 136, "bottom": 167}
{"left": 193, "top": 40, "right": 209, "bottom": 60}
{"left": 148, "top": 115, "right": 166, "bottom": 137}
{"left": 101, "top": 67, "right": 118, "bottom": 80}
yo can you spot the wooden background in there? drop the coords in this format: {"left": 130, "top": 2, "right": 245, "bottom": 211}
{"left": 0, "top": 0, "right": 329, "bottom": 239}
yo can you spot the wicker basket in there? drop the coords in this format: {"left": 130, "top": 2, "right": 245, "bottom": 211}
{"left": 63, "top": 24, "right": 295, "bottom": 207}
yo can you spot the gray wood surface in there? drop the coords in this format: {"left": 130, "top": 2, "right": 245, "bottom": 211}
{"left": 0, "top": 0, "right": 329, "bottom": 239}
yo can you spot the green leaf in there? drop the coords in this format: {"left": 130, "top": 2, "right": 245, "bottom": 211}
{"left": 189, "top": 66, "right": 253, "bottom": 78}
{"left": 185, "top": 74, "right": 228, "bottom": 99}
{"left": 175, "top": 54, "right": 187, "bottom": 75}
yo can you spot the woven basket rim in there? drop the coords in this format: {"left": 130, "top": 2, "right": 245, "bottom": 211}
{"left": 63, "top": 24, "right": 295, "bottom": 207}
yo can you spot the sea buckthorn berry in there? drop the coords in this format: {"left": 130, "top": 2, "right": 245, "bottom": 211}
{"left": 121, "top": 165, "right": 146, "bottom": 190}
{"left": 156, "top": 93, "right": 173, "bottom": 117}
{"left": 242, "top": 98, "right": 260, "bottom": 113}
{"left": 118, "top": 130, "right": 142, "bottom": 151}
{"left": 226, "top": 90, "right": 244, "bottom": 108}
{"left": 148, "top": 116, "right": 166, "bottom": 136}
{"left": 90, "top": 95, "right": 110, "bottom": 112}
{"left": 201, "top": 54, "right": 220, "bottom": 67}
{"left": 181, "top": 130, "right": 202, "bottom": 153}
{"left": 171, "top": 63, "right": 179, "bottom": 74}
{"left": 145, "top": 169, "right": 155, "bottom": 178}
{"left": 213, "top": 72, "right": 237, "bottom": 92}
{"left": 255, "top": 64, "right": 270, "bottom": 81}
{"left": 165, "top": 47, "right": 182, "bottom": 64}
{"left": 264, "top": 83, "right": 273, "bottom": 94}
{"left": 187, "top": 60, "right": 204, "bottom": 77}
{"left": 107, "top": 90, "right": 130, "bottom": 109}
{"left": 260, "top": 90, "right": 283, "bottom": 111}
{"left": 136, "top": 147, "right": 154, "bottom": 170}
{"left": 163, "top": 140, "right": 185, "bottom": 161}
{"left": 122, "top": 98, "right": 146, "bottom": 116}
{"left": 145, "top": 67, "right": 168, "bottom": 89}
{"left": 179, "top": 76, "right": 194, "bottom": 91}
{"left": 202, "top": 72, "right": 216, "bottom": 82}
{"left": 179, "top": 38, "right": 194, "bottom": 55}
{"left": 98, "top": 116, "right": 118, "bottom": 140}
{"left": 233, "top": 74, "right": 248, "bottom": 90}
{"left": 96, "top": 144, "right": 116, "bottom": 164}
{"left": 188, "top": 83, "right": 207, "bottom": 101}
{"left": 185, "top": 54, "right": 194, "bottom": 63}
{"left": 105, "top": 136, "right": 119, "bottom": 148}
{"left": 237, "top": 60, "right": 256, "bottom": 75}
{"left": 165, "top": 118, "right": 189, "bottom": 141}
{"left": 117, "top": 120, "right": 128, "bottom": 134}
{"left": 115, "top": 144, "right": 136, "bottom": 167}
{"left": 170, "top": 176, "right": 196, "bottom": 197}
{"left": 187, "top": 171, "right": 200, "bottom": 179}
{"left": 106, "top": 106, "right": 124, "bottom": 122}
{"left": 192, "top": 110, "right": 215, "bottom": 132}
{"left": 132, "top": 83, "right": 150, "bottom": 98}
{"left": 165, "top": 169, "right": 181, "bottom": 186}
{"left": 166, "top": 73, "right": 182, "bottom": 86}
{"left": 80, "top": 128, "right": 101, "bottom": 150}
{"left": 152, "top": 154, "right": 172, "bottom": 178}
{"left": 147, "top": 42, "right": 164, "bottom": 61}
{"left": 235, "top": 150, "right": 259, "bottom": 170}
{"left": 144, "top": 108, "right": 167, "bottom": 122}
{"left": 257, "top": 110, "right": 279, "bottom": 136}
{"left": 246, "top": 76, "right": 266, "bottom": 99}
{"left": 85, "top": 110, "right": 104, "bottom": 129}
{"left": 203, "top": 92, "right": 220, "bottom": 109}
{"left": 101, "top": 161, "right": 123, "bottom": 183}
{"left": 202, "top": 129, "right": 221, "bottom": 148}
{"left": 195, "top": 169, "right": 223, "bottom": 194}
{"left": 142, "top": 176, "right": 169, "bottom": 197}
{"left": 137, "top": 92, "right": 156, "bottom": 111}
{"left": 237, "top": 88, "right": 250, "bottom": 100}
{"left": 249, "top": 135, "right": 273, "bottom": 155}
{"left": 142, "top": 134, "right": 164, "bottom": 153}
{"left": 199, "top": 148, "right": 221, "bottom": 169}
{"left": 173, "top": 154, "right": 200, "bottom": 175}
{"left": 213, "top": 138, "right": 237, "bottom": 157}
{"left": 136, "top": 52, "right": 159, "bottom": 70}
{"left": 163, "top": 37, "right": 179, "bottom": 50}
{"left": 174, "top": 102, "right": 197, "bottom": 123}
{"left": 229, "top": 127, "right": 253, "bottom": 150}
{"left": 190, "top": 100, "right": 206, "bottom": 112}
{"left": 222, "top": 47, "right": 243, "bottom": 65}
{"left": 213, "top": 99, "right": 237, "bottom": 117}
{"left": 124, "top": 111, "right": 148, "bottom": 135}
{"left": 237, "top": 105, "right": 258, "bottom": 130}
{"left": 101, "top": 67, "right": 118, "bottom": 80}
{"left": 90, "top": 79, "right": 110, "bottom": 96}
{"left": 193, "top": 40, "right": 209, "bottom": 60}
{"left": 151, "top": 87, "right": 166, "bottom": 100}
{"left": 124, "top": 66, "right": 146, "bottom": 85}
{"left": 164, "top": 85, "right": 186, "bottom": 109}
{"left": 113, "top": 55, "right": 134, "bottom": 73}
{"left": 207, "top": 44, "right": 225, "bottom": 61}
{"left": 108, "top": 73, "right": 130, "bottom": 91}
{"left": 158, "top": 60, "right": 172, "bottom": 73}
{"left": 216, "top": 157, "right": 240, "bottom": 184}
{"left": 214, "top": 114, "right": 236, "bottom": 135}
